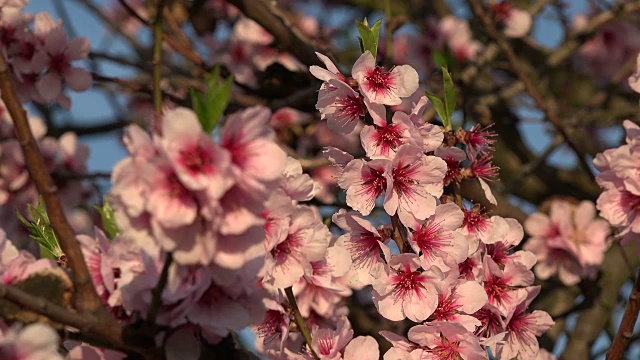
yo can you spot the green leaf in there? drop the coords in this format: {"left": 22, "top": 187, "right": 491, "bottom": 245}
{"left": 355, "top": 18, "right": 382, "bottom": 58}
{"left": 93, "top": 196, "right": 120, "bottom": 240}
{"left": 17, "top": 198, "right": 62, "bottom": 260}
{"left": 442, "top": 67, "right": 456, "bottom": 130}
{"left": 205, "top": 74, "right": 233, "bottom": 131}
{"left": 433, "top": 46, "right": 459, "bottom": 71}
{"left": 190, "top": 88, "right": 206, "bottom": 125}
{"left": 189, "top": 65, "right": 234, "bottom": 133}
{"left": 425, "top": 91, "right": 446, "bottom": 125}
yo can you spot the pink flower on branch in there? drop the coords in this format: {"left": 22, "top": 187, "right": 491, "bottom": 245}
{"left": 384, "top": 144, "right": 447, "bottom": 226}
{"left": 32, "top": 13, "right": 92, "bottom": 105}
{"left": 352, "top": 51, "right": 419, "bottom": 106}
{"left": 372, "top": 253, "right": 443, "bottom": 322}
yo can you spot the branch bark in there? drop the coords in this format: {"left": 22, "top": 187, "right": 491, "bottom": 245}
{"left": 468, "top": 0, "right": 596, "bottom": 181}
{"left": 606, "top": 268, "right": 640, "bottom": 359}
{"left": 0, "top": 56, "right": 103, "bottom": 314}
{"left": 227, "top": 0, "right": 325, "bottom": 67}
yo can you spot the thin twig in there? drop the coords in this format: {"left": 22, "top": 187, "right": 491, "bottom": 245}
{"left": 147, "top": 253, "right": 173, "bottom": 323}
{"left": 0, "top": 283, "right": 97, "bottom": 331}
{"left": 284, "top": 287, "right": 319, "bottom": 359}
{"left": 152, "top": 0, "right": 167, "bottom": 115}
{"left": 117, "top": 0, "right": 209, "bottom": 70}
{"left": 227, "top": 0, "right": 324, "bottom": 67}
{"left": 0, "top": 56, "right": 103, "bottom": 314}
{"left": 606, "top": 268, "right": 640, "bottom": 359}
{"left": 52, "top": 118, "right": 130, "bottom": 137}
{"left": 468, "top": 0, "right": 596, "bottom": 181}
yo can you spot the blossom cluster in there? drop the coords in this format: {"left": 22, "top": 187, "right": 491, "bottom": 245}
{"left": 0, "top": 1, "right": 92, "bottom": 108}
{"left": 394, "top": 3, "right": 531, "bottom": 77}
{"left": 0, "top": 101, "right": 93, "bottom": 248}
{"left": 296, "top": 50, "right": 555, "bottom": 359}
{"left": 4, "top": 1, "right": 636, "bottom": 359}
{"left": 594, "top": 119, "right": 640, "bottom": 248}
{"left": 524, "top": 199, "right": 611, "bottom": 285}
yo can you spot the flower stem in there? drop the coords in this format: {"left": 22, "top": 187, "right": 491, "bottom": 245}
{"left": 284, "top": 287, "right": 319, "bottom": 359}
{"left": 147, "top": 253, "right": 173, "bottom": 323}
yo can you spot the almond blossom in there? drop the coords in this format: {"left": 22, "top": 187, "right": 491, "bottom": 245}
{"left": 407, "top": 202, "right": 468, "bottom": 268}
{"left": 496, "top": 287, "right": 554, "bottom": 360}
{"left": 31, "top": 13, "right": 92, "bottom": 105}
{"left": 524, "top": 199, "right": 611, "bottom": 285}
{"left": 262, "top": 205, "right": 331, "bottom": 289}
{"left": 352, "top": 51, "right": 419, "bottom": 106}
{"left": 161, "top": 107, "right": 233, "bottom": 199}
{"left": 492, "top": 1, "right": 532, "bottom": 38}
{"left": 372, "top": 254, "right": 443, "bottom": 322}
{"left": 332, "top": 209, "right": 391, "bottom": 288}
{"left": 384, "top": 144, "right": 447, "bottom": 226}
{"left": 594, "top": 120, "right": 640, "bottom": 247}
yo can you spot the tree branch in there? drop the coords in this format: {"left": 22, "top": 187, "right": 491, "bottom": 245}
{"left": 226, "top": 0, "right": 325, "bottom": 67}
{"left": 0, "top": 56, "right": 103, "bottom": 314}
{"left": 468, "top": 0, "right": 596, "bottom": 181}
{"left": 606, "top": 268, "right": 640, "bottom": 359}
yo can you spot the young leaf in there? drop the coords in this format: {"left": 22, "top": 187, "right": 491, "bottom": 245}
{"left": 442, "top": 67, "right": 456, "bottom": 130}
{"left": 425, "top": 91, "right": 446, "bottom": 126}
{"left": 17, "top": 198, "right": 62, "bottom": 260}
{"left": 190, "top": 88, "right": 206, "bottom": 125}
{"left": 94, "top": 196, "right": 120, "bottom": 240}
{"left": 355, "top": 18, "right": 382, "bottom": 58}
{"left": 189, "top": 65, "right": 234, "bottom": 133}
{"left": 205, "top": 73, "right": 233, "bottom": 131}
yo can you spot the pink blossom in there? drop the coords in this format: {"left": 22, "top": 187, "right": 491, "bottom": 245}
{"left": 187, "top": 281, "right": 262, "bottom": 343}
{"left": 315, "top": 79, "right": 376, "bottom": 135}
{"left": 575, "top": 19, "right": 640, "bottom": 84}
{"left": 338, "top": 158, "right": 390, "bottom": 216}
{"left": 435, "top": 146, "right": 466, "bottom": 186}
{"left": 343, "top": 336, "right": 379, "bottom": 360}
{"left": 439, "top": 16, "right": 483, "bottom": 62}
{"left": 162, "top": 107, "right": 233, "bottom": 199}
{"left": 352, "top": 51, "right": 419, "bottom": 106}
{"left": 254, "top": 298, "right": 291, "bottom": 352}
{"left": 293, "top": 244, "right": 352, "bottom": 318}
{"left": 281, "top": 157, "right": 317, "bottom": 202}
{"left": 408, "top": 202, "right": 468, "bottom": 267}
{"left": 310, "top": 316, "right": 353, "bottom": 359}
{"left": 220, "top": 106, "right": 288, "bottom": 198}
{"left": 384, "top": 144, "right": 447, "bottom": 226}
{"left": 360, "top": 111, "right": 422, "bottom": 159}
{"left": 263, "top": 205, "right": 331, "bottom": 289}
{"left": 405, "top": 95, "right": 444, "bottom": 152}
{"left": 372, "top": 254, "right": 443, "bottom": 322}
{"left": 332, "top": 209, "right": 391, "bottom": 288}
{"left": 430, "top": 272, "right": 488, "bottom": 331}
{"left": 492, "top": 2, "right": 532, "bottom": 38}
{"left": 595, "top": 121, "right": 640, "bottom": 244}
{"left": 482, "top": 256, "right": 533, "bottom": 315}
{"left": 407, "top": 322, "right": 488, "bottom": 360}
{"left": 524, "top": 199, "right": 610, "bottom": 285}
{"left": 65, "top": 342, "right": 124, "bottom": 360}
{"left": 32, "top": 13, "right": 91, "bottom": 104}
{"left": 142, "top": 158, "right": 199, "bottom": 229}
{"left": 496, "top": 287, "right": 554, "bottom": 360}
